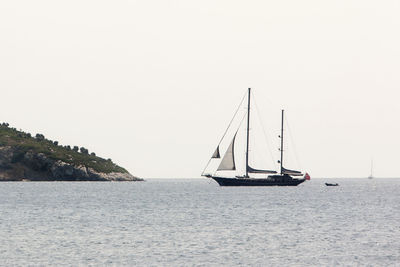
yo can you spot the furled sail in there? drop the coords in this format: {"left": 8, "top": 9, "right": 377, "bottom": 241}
{"left": 282, "top": 167, "right": 303, "bottom": 176}
{"left": 217, "top": 134, "right": 237, "bottom": 171}
{"left": 247, "top": 165, "right": 277, "bottom": 174}
{"left": 212, "top": 146, "right": 220, "bottom": 159}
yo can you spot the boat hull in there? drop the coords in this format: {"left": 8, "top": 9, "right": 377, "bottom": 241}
{"left": 211, "top": 176, "right": 306, "bottom": 186}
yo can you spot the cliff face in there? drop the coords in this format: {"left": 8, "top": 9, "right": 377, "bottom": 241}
{"left": 0, "top": 146, "right": 141, "bottom": 181}
{"left": 0, "top": 124, "right": 142, "bottom": 181}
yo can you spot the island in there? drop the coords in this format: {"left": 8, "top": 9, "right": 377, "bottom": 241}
{"left": 0, "top": 123, "right": 142, "bottom": 181}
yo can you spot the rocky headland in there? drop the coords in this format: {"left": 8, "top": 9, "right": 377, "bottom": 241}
{"left": 0, "top": 123, "right": 142, "bottom": 181}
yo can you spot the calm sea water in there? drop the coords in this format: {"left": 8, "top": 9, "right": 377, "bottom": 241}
{"left": 0, "top": 178, "right": 399, "bottom": 266}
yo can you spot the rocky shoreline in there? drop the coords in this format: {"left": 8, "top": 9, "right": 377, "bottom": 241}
{"left": 0, "top": 146, "right": 142, "bottom": 182}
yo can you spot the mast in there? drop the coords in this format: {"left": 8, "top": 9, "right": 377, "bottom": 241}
{"left": 370, "top": 159, "right": 373, "bottom": 177}
{"left": 280, "top": 109, "right": 284, "bottom": 175}
{"left": 245, "top": 88, "right": 251, "bottom": 178}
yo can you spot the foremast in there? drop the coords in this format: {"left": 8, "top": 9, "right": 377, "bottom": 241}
{"left": 245, "top": 88, "right": 251, "bottom": 178}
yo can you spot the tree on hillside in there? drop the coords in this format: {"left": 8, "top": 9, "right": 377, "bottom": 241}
{"left": 80, "top": 147, "right": 89, "bottom": 154}
{"left": 35, "top": 134, "right": 45, "bottom": 141}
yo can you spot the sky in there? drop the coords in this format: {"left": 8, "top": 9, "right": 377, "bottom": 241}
{"left": 1, "top": 0, "right": 400, "bottom": 178}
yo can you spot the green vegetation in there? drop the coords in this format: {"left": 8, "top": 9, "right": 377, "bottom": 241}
{"left": 0, "top": 123, "right": 128, "bottom": 174}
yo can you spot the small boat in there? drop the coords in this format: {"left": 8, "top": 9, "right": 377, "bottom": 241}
{"left": 325, "top": 183, "right": 339, "bottom": 186}
{"left": 201, "top": 88, "right": 310, "bottom": 186}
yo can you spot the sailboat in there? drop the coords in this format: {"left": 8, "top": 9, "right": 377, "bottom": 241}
{"left": 368, "top": 159, "right": 374, "bottom": 179}
{"left": 202, "top": 88, "right": 309, "bottom": 186}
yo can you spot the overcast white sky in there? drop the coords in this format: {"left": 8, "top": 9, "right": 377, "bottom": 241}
{"left": 1, "top": 0, "right": 400, "bottom": 178}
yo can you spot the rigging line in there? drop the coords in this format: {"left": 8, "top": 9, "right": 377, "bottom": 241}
{"left": 213, "top": 110, "right": 248, "bottom": 177}
{"left": 201, "top": 91, "right": 247, "bottom": 175}
{"left": 252, "top": 92, "right": 279, "bottom": 170}
{"left": 285, "top": 115, "right": 303, "bottom": 170}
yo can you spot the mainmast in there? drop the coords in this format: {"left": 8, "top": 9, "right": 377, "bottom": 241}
{"left": 245, "top": 88, "right": 251, "bottom": 178}
{"left": 280, "top": 109, "right": 284, "bottom": 175}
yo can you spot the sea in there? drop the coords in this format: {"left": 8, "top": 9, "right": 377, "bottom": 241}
{"left": 0, "top": 178, "right": 399, "bottom": 266}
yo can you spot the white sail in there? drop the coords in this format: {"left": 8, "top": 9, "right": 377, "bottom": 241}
{"left": 282, "top": 167, "right": 303, "bottom": 176}
{"left": 248, "top": 165, "right": 277, "bottom": 174}
{"left": 217, "top": 134, "right": 236, "bottom": 171}
{"left": 212, "top": 146, "right": 220, "bottom": 158}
